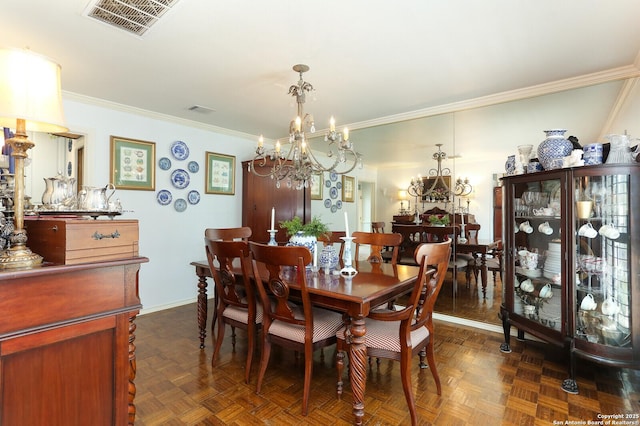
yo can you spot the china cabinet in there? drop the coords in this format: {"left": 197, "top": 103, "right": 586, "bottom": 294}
{"left": 499, "top": 164, "right": 639, "bottom": 394}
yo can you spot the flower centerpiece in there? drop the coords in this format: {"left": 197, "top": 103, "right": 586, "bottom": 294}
{"left": 427, "top": 214, "right": 450, "bottom": 226}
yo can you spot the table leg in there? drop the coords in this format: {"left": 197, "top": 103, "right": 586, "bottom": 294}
{"left": 480, "top": 254, "right": 488, "bottom": 298}
{"left": 196, "top": 272, "right": 208, "bottom": 349}
{"left": 349, "top": 315, "right": 367, "bottom": 425}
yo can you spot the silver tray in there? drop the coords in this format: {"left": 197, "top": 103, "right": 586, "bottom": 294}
{"left": 29, "top": 210, "right": 123, "bottom": 220}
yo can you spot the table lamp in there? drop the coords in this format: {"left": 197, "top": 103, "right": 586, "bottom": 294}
{"left": 398, "top": 190, "right": 409, "bottom": 214}
{"left": 0, "top": 48, "right": 68, "bottom": 268}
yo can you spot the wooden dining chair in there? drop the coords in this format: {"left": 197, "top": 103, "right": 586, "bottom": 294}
{"left": 352, "top": 231, "right": 402, "bottom": 264}
{"left": 205, "top": 226, "right": 252, "bottom": 241}
{"left": 204, "top": 226, "right": 253, "bottom": 335}
{"left": 248, "top": 242, "right": 344, "bottom": 416}
{"left": 371, "top": 221, "right": 385, "bottom": 233}
{"left": 335, "top": 240, "right": 451, "bottom": 426}
{"left": 461, "top": 223, "right": 481, "bottom": 287}
{"left": 317, "top": 231, "right": 346, "bottom": 268}
{"left": 423, "top": 225, "right": 468, "bottom": 294}
{"left": 205, "top": 238, "right": 259, "bottom": 383}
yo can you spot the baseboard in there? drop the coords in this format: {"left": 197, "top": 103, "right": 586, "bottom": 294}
{"left": 139, "top": 297, "right": 200, "bottom": 315}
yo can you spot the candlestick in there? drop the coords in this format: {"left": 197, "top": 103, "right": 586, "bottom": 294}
{"left": 267, "top": 229, "right": 278, "bottom": 246}
{"left": 270, "top": 207, "right": 275, "bottom": 231}
{"left": 340, "top": 236, "right": 357, "bottom": 276}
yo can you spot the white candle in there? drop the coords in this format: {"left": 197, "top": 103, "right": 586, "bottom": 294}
{"left": 461, "top": 209, "right": 465, "bottom": 226}
{"left": 344, "top": 212, "right": 350, "bottom": 237}
{"left": 313, "top": 241, "right": 318, "bottom": 268}
{"left": 270, "top": 207, "right": 275, "bottom": 230}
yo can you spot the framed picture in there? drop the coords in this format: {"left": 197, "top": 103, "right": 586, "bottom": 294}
{"left": 310, "top": 173, "right": 323, "bottom": 200}
{"left": 110, "top": 136, "right": 155, "bottom": 190}
{"left": 421, "top": 175, "right": 451, "bottom": 201}
{"left": 342, "top": 175, "right": 355, "bottom": 202}
{"left": 205, "top": 151, "right": 235, "bottom": 195}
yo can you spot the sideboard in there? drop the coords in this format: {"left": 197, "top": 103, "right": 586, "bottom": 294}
{"left": 0, "top": 257, "right": 148, "bottom": 425}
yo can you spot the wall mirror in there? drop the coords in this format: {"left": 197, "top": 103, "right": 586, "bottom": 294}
{"left": 343, "top": 77, "right": 634, "bottom": 327}
{"left": 24, "top": 132, "right": 86, "bottom": 208}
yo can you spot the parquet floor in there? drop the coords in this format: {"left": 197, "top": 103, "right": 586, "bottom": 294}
{"left": 133, "top": 294, "right": 640, "bottom": 425}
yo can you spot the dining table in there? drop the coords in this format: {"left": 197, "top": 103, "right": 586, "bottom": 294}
{"left": 190, "top": 259, "right": 421, "bottom": 425}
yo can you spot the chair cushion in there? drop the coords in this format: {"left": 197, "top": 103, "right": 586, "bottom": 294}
{"left": 269, "top": 307, "right": 343, "bottom": 343}
{"left": 222, "top": 303, "right": 263, "bottom": 324}
{"left": 336, "top": 319, "right": 430, "bottom": 353}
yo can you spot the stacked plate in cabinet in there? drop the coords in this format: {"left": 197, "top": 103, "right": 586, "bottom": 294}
{"left": 543, "top": 241, "right": 562, "bottom": 280}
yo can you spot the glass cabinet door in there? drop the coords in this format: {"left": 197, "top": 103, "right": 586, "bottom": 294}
{"left": 573, "top": 173, "right": 631, "bottom": 348}
{"left": 511, "top": 175, "right": 564, "bottom": 333}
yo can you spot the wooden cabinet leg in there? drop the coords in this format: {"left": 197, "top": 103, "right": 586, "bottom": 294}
{"left": 128, "top": 314, "right": 138, "bottom": 425}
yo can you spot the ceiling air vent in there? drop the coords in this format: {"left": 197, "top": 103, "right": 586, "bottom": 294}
{"left": 83, "top": 0, "right": 181, "bottom": 37}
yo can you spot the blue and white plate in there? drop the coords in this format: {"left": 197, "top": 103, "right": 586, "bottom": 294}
{"left": 170, "top": 140, "right": 189, "bottom": 160}
{"left": 324, "top": 199, "right": 331, "bottom": 208}
{"left": 325, "top": 179, "right": 332, "bottom": 188}
{"left": 158, "top": 157, "right": 171, "bottom": 170}
{"left": 187, "top": 190, "right": 200, "bottom": 205}
{"left": 188, "top": 161, "right": 199, "bottom": 173}
{"left": 170, "top": 169, "right": 190, "bottom": 189}
{"left": 330, "top": 171, "right": 338, "bottom": 181}
{"left": 336, "top": 181, "right": 342, "bottom": 189}
{"left": 174, "top": 198, "right": 187, "bottom": 212}
{"left": 336, "top": 200, "right": 343, "bottom": 209}
{"left": 330, "top": 187, "right": 338, "bottom": 199}
{"left": 330, "top": 204, "right": 338, "bottom": 213}
{"left": 157, "top": 189, "right": 172, "bottom": 205}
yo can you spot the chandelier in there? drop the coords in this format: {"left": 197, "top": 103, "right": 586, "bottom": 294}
{"left": 407, "top": 143, "right": 473, "bottom": 212}
{"left": 250, "top": 64, "right": 361, "bottom": 189}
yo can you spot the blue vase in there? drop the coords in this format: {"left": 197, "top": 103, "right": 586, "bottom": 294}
{"left": 537, "top": 129, "right": 572, "bottom": 170}
{"left": 505, "top": 155, "right": 516, "bottom": 175}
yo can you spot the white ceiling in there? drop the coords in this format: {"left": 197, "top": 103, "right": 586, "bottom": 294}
{"left": 2, "top": 0, "right": 640, "bottom": 166}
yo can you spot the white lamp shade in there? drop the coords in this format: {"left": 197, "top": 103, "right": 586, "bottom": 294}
{"left": 0, "top": 48, "right": 67, "bottom": 133}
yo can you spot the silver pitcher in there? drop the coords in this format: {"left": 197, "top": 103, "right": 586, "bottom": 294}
{"left": 77, "top": 183, "right": 116, "bottom": 211}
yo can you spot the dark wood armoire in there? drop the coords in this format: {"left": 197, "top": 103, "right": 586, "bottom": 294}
{"left": 242, "top": 160, "right": 310, "bottom": 244}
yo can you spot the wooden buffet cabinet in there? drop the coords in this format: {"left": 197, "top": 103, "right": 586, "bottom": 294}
{"left": 0, "top": 256, "right": 148, "bottom": 425}
{"left": 500, "top": 164, "right": 638, "bottom": 394}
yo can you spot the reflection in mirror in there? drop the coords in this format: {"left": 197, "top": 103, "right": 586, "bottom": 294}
{"left": 351, "top": 78, "right": 635, "bottom": 327}
{"left": 24, "top": 132, "right": 86, "bottom": 209}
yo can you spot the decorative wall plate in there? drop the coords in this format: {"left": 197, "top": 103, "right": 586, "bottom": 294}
{"left": 170, "top": 169, "right": 190, "bottom": 189}
{"left": 336, "top": 200, "right": 343, "bottom": 209}
{"left": 331, "top": 204, "right": 338, "bottom": 213}
{"left": 158, "top": 157, "right": 171, "bottom": 170}
{"left": 157, "top": 189, "right": 172, "bottom": 205}
{"left": 330, "top": 171, "right": 338, "bottom": 181}
{"left": 336, "top": 181, "right": 342, "bottom": 189}
{"left": 324, "top": 199, "right": 331, "bottom": 208}
{"left": 330, "top": 187, "right": 338, "bottom": 199}
{"left": 170, "top": 140, "right": 189, "bottom": 160}
{"left": 188, "top": 161, "right": 199, "bottom": 173}
{"left": 325, "top": 180, "right": 332, "bottom": 188}
{"left": 187, "top": 190, "right": 200, "bottom": 205}
{"left": 174, "top": 198, "right": 187, "bottom": 212}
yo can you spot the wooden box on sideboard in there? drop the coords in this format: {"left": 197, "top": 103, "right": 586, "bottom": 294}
{"left": 24, "top": 217, "right": 139, "bottom": 265}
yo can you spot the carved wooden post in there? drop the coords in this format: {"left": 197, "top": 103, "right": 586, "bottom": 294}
{"left": 349, "top": 316, "right": 367, "bottom": 425}
{"left": 128, "top": 314, "right": 137, "bottom": 425}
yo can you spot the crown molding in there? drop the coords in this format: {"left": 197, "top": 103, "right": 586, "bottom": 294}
{"left": 61, "top": 91, "right": 259, "bottom": 141}
{"left": 347, "top": 65, "right": 640, "bottom": 131}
